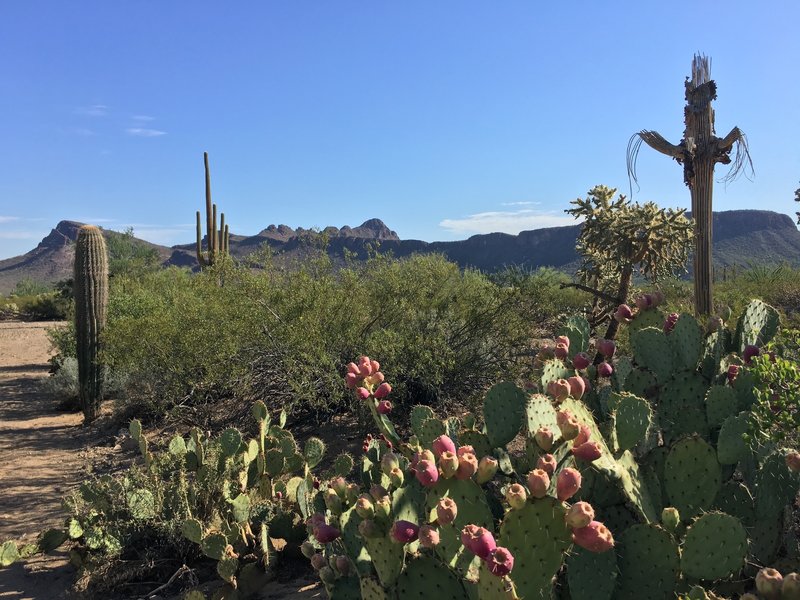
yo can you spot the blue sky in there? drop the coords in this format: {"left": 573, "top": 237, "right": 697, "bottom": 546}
{"left": 1, "top": 2, "right": 799, "bottom": 259}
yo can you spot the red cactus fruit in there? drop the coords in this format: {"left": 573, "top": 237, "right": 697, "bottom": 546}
{"left": 556, "top": 409, "right": 581, "bottom": 440}
{"left": 432, "top": 434, "right": 457, "bottom": 459}
{"left": 314, "top": 523, "right": 341, "bottom": 544}
{"left": 573, "top": 424, "right": 592, "bottom": 447}
{"left": 743, "top": 344, "right": 761, "bottom": 365}
{"left": 786, "top": 451, "right": 800, "bottom": 474}
{"left": 572, "top": 441, "right": 602, "bottom": 462}
{"left": 461, "top": 525, "right": 497, "bottom": 559}
{"left": 415, "top": 459, "right": 439, "bottom": 487}
{"left": 571, "top": 521, "right": 614, "bottom": 553}
{"left": 486, "top": 546, "right": 515, "bottom": 577}
{"left": 376, "top": 400, "right": 392, "bottom": 414}
{"left": 374, "top": 382, "right": 392, "bottom": 399}
{"left": 572, "top": 352, "right": 591, "bottom": 370}
{"left": 436, "top": 497, "right": 458, "bottom": 525}
{"left": 534, "top": 427, "right": 554, "bottom": 451}
{"left": 390, "top": 520, "right": 420, "bottom": 544}
{"left": 418, "top": 524, "right": 440, "bottom": 548}
{"left": 554, "top": 342, "right": 569, "bottom": 360}
{"left": 597, "top": 361, "right": 613, "bottom": 377}
{"left": 527, "top": 469, "right": 550, "bottom": 498}
{"left": 537, "top": 453, "right": 557, "bottom": 476}
{"left": 596, "top": 339, "right": 616, "bottom": 358}
{"left": 457, "top": 445, "right": 475, "bottom": 458}
{"left": 567, "top": 375, "right": 586, "bottom": 400}
{"left": 565, "top": 501, "right": 595, "bottom": 529}
{"left": 455, "top": 452, "right": 479, "bottom": 480}
{"left": 556, "top": 468, "right": 582, "bottom": 501}
{"left": 615, "top": 304, "right": 634, "bottom": 323}
{"left": 756, "top": 567, "right": 783, "bottom": 599}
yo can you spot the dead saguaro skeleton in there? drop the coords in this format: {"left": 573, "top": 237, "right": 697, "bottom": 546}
{"left": 628, "top": 55, "right": 752, "bottom": 316}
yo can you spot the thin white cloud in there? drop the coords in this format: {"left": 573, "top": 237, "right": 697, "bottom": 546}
{"left": 0, "top": 230, "right": 41, "bottom": 240}
{"left": 439, "top": 209, "right": 578, "bottom": 236}
{"left": 76, "top": 104, "right": 108, "bottom": 117}
{"left": 131, "top": 115, "right": 155, "bottom": 121}
{"left": 74, "top": 217, "right": 117, "bottom": 224}
{"left": 126, "top": 127, "right": 167, "bottom": 137}
{"left": 0, "top": 216, "right": 20, "bottom": 223}
{"left": 501, "top": 201, "right": 540, "bottom": 207}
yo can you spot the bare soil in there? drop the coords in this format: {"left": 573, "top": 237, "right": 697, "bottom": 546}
{"left": 0, "top": 322, "right": 323, "bottom": 600}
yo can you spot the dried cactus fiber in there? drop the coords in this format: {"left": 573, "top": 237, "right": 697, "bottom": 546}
{"left": 73, "top": 225, "right": 108, "bottom": 423}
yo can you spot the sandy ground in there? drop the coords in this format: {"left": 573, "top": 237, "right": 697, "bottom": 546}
{"left": 0, "top": 322, "right": 323, "bottom": 600}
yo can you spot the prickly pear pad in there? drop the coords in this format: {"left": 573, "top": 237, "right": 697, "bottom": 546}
{"left": 339, "top": 507, "right": 372, "bottom": 576}
{"left": 668, "top": 313, "right": 703, "bottom": 372}
{"left": 712, "top": 481, "right": 755, "bottom": 526}
{"left": 418, "top": 418, "right": 447, "bottom": 447}
{"left": 483, "top": 382, "right": 526, "bottom": 448}
{"left": 476, "top": 559, "right": 518, "bottom": 600}
{"left": 360, "top": 576, "right": 391, "bottom": 600}
{"left": 396, "top": 554, "right": 470, "bottom": 600}
{"left": 623, "top": 367, "right": 658, "bottom": 400}
{"left": 540, "top": 358, "right": 572, "bottom": 390}
{"left": 754, "top": 451, "right": 799, "bottom": 521}
{"left": 680, "top": 512, "right": 747, "bottom": 580}
{"left": 410, "top": 405, "right": 436, "bottom": 439}
{"left": 628, "top": 307, "right": 667, "bottom": 336}
{"left": 612, "top": 356, "right": 634, "bottom": 393}
{"left": 558, "top": 315, "right": 591, "bottom": 354}
{"left": 705, "top": 386, "right": 739, "bottom": 429}
{"left": 566, "top": 544, "right": 618, "bottom": 600}
{"left": 363, "top": 533, "right": 404, "bottom": 588}
{"left": 614, "top": 450, "right": 659, "bottom": 523}
{"left": 658, "top": 371, "right": 709, "bottom": 444}
{"left": 663, "top": 436, "right": 721, "bottom": 519}
{"left": 525, "top": 393, "right": 559, "bottom": 436}
{"left": 716, "top": 412, "right": 749, "bottom": 465}
{"left": 610, "top": 392, "right": 652, "bottom": 451}
{"left": 615, "top": 524, "right": 679, "bottom": 600}
{"left": 632, "top": 327, "right": 674, "bottom": 383}
{"left": 458, "top": 430, "right": 492, "bottom": 459}
{"left": 734, "top": 299, "right": 779, "bottom": 352}
{"left": 498, "top": 497, "right": 571, "bottom": 600}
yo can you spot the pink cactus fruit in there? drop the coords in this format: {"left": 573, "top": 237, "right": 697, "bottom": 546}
{"left": 432, "top": 434, "right": 457, "bottom": 459}
{"left": 537, "top": 343, "right": 555, "bottom": 361}
{"left": 391, "top": 520, "right": 420, "bottom": 544}
{"left": 310, "top": 553, "right": 327, "bottom": 570}
{"left": 355, "top": 495, "right": 375, "bottom": 519}
{"left": 345, "top": 372, "right": 359, "bottom": 388}
{"left": 460, "top": 525, "right": 497, "bottom": 560}
{"left": 346, "top": 362, "right": 360, "bottom": 375}
{"left": 537, "top": 453, "right": 557, "bottom": 476}
{"left": 439, "top": 450, "right": 459, "bottom": 479}
{"left": 380, "top": 452, "right": 399, "bottom": 474}
{"left": 376, "top": 400, "right": 392, "bottom": 414}
{"left": 635, "top": 295, "right": 652, "bottom": 310}
{"left": 596, "top": 338, "right": 616, "bottom": 359}
{"left": 411, "top": 449, "right": 435, "bottom": 470}
{"left": 664, "top": 312, "right": 679, "bottom": 334}
{"left": 785, "top": 451, "right": 800, "bottom": 474}
{"left": 335, "top": 555, "right": 351, "bottom": 576}
{"left": 357, "top": 356, "right": 373, "bottom": 377}
{"left": 534, "top": 427, "right": 554, "bottom": 451}
{"left": 457, "top": 445, "right": 475, "bottom": 458}
{"left": 551, "top": 378, "right": 571, "bottom": 401}
{"left": 565, "top": 501, "right": 595, "bottom": 529}
{"left": 314, "top": 523, "right": 341, "bottom": 544}
{"left": 370, "top": 359, "right": 380, "bottom": 373}
{"left": 331, "top": 476, "right": 347, "bottom": 497}
{"left": 556, "top": 468, "right": 582, "bottom": 501}
{"left": 756, "top": 567, "right": 783, "bottom": 599}
{"left": 307, "top": 512, "right": 326, "bottom": 531}
{"left": 436, "top": 497, "right": 458, "bottom": 525}
{"left": 358, "top": 518, "right": 380, "bottom": 538}
{"left": 366, "top": 370, "right": 385, "bottom": 386}
{"left": 727, "top": 364, "right": 740, "bottom": 384}
{"left": 369, "top": 484, "right": 388, "bottom": 501}
{"left": 615, "top": 303, "right": 635, "bottom": 323}
{"left": 476, "top": 456, "right": 499, "bottom": 484}
{"left": 505, "top": 483, "right": 528, "bottom": 510}
{"left": 418, "top": 524, "right": 440, "bottom": 548}
{"left": 374, "top": 382, "right": 392, "bottom": 399}
{"left": 555, "top": 335, "right": 571, "bottom": 349}
{"left": 572, "top": 352, "right": 591, "bottom": 370}
{"left": 415, "top": 459, "right": 439, "bottom": 488}
{"left": 527, "top": 468, "right": 550, "bottom": 498}
{"left": 556, "top": 409, "right": 581, "bottom": 440}
{"left": 781, "top": 573, "right": 800, "bottom": 599}
{"left": 455, "top": 452, "right": 479, "bottom": 480}
{"left": 597, "top": 361, "right": 613, "bottom": 377}
{"left": 567, "top": 375, "right": 586, "bottom": 400}
{"left": 571, "top": 521, "right": 614, "bottom": 553}
{"left": 356, "top": 387, "right": 371, "bottom": 400}
{"left": 389, "top": 466, "right": 404, "bottom": 487}
{"left": 572, "top": 441, "right": 602, "bottom": 462}
{"left": 573, "top": 424, "right": 592, "bottom": 447}
{"left": 743, "top": 344, "right": 761, "bottom": 365}
{"left": 486, "top": 546, "right": 515, "bottom": 577}
{"left": 554, "top": 342, "right": 570, "bottom": 361}
{"left": 581, "top": 375, "right": 591, "bottom": 393}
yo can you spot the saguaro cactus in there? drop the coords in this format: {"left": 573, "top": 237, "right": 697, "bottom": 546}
{"left": 74, "top": 225, "right": 109, "bottom": 423}
{"left": 628, "top": 55, "right": 752, "bottom": 316}
{"left": 195, "top": 152, "right": 230, "bottom": 267}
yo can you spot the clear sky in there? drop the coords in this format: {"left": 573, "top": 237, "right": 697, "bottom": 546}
{"left": 1, "top": 1, "right": 799, "bottom": 259}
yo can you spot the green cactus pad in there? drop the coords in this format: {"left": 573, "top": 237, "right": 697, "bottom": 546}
{"left": 483, "top": 381, "right": 526, "bottom": 448}
{"left": 612, "top": 356, "right": 634, "bottom": 393}
{"left": 363, "top": 534, "right": 404, "bottom": 589}
{"left": 596, "top": 504, "right": 639, "bottom": 536}
{"left": 705, "top": 386, "right": 739, "bottom": 429}
{"left": 615, "top": 524, "right": 679, "bottom": 600}
{"left": 754, "top": 451, "right": 799, "bottom": 521}
{"left": 127, "top": 489, "right": 156, "bottom": 520}
{"left": 0, "top": 541, "right": 19, "bottom": 567}
{"left": 303, "top": 437, "right": 325, "bottom": 468}
{"left": 183, "top": 590, "right": 207, "bottom": 600}
{"left": 525, "top": 393, "right": 559, "bottom": 435}
{"left": 747, "top": 513, "right": 783, "bottom": 566}
{"left": 623, "top": 367, "right": 658, "bottom": 400}
{"left": 631, "top": 327, "right": 674, "bottom": 382}
{"left": 610, "top": 392, "right": 652, "bottom": 451}
{"left": 201, "top": 532, "right": 228, "bottom": 560}
{"left": 242, "top": 439, "right": 258, "bottom": 464}
{"left": 391, "top": 479, "right": 427, "bottom": 526}
{"left": 251, "top": 400, "right": 268, "bottom": 422}
{"left": 458, "top": 430, "right": 492, "bottom": 459}
{"left": 614, "top": 450, "right": 659, "bottom": 523}
{"left": 67, "top": 518, "right": 83, "bottom": 539}
{"left": 540, "top": 357, "right": 572, "bottom": 390}
{"left": 680, "top": 512, "right": 747, "bottom": 580}
{"left": 566, "top": 544, "right": 619, "bottom": 600}
{"left": 700, "top": 329, "right": 730, "bottom": 380}
{"left": 734, "top": 299, "right": 779, "bottom": 352}
{"left": 640, "top": 447, "right": 669, "bottom": 514}
{"left": 217, "top": 556, "right": 239, "bottom": 583}
{"left": 657, "top": 371, "right": 709, "bottom": 444}
{"left": 396, "top": 555, "right": 470, "bottom": 600}
{"left": 663, "top": 436, "right": 721, "bottom": 520}
{"left": 182, "top": 518, "right": 204, "bottom": 544}
{"left": 210, "top": 583, "right": 239, "bottom": 600}
{"left": 333, "top": 452, "right": 355, "bottom": 477}
{"left": 716, "top": 413, "right": 749, "bottom": 465}
{"left": 339, "top": 508, "right": 372, "bottom": 576}
{"left": 265, "top": 449, "right": 285, "bottom": 477}
{"left": 229, "top": 494, "right": 250, "bottom": 524}
{"left": 732, "top": 368, "right": 757, "bottom": 410}
{"left": 168, "top": 434, "right": 187, "bottom": 456}
{"left": 668, "top": 313, "right": 704, "bottom": 372}
{"left": 713, "top": 481, "right": 755, "bottom": 526}
{"left": 558, "top": 315, "right": 591, "bottom": 354}
{"left": 129, "top": 418, "right": 142, "bottom": 441}
{"left": 219, "top": 428, "right": 243, "bottom": 458}
{"left": 628, "top": 307, "right": 667, "bottom": 335}
{"left": 411, "top": 405, "right": 437, "bottom": 438}
{"left": 427, "top": 478, "right": 494, "bottom": 572}
{"left": 238, "top": 563, "right": 271, "bottom": 598}
{"left": 360, "top": 576, "right": 391, "bottom": 600}
{"left": 418, "top": 418, "right": 447, "bottom": 448}
{"left": 559, "top": 398, "right": 617, "bottom": 473}
{"left": 285, "top": 451, "right": 305, "bottom": 473}
{"left": 445, "top": 416, "right": 461, "bottom": 442}
{"left": 476, "top": 559, "right": 520, "bottom": 600}
{"left": 498, "top": 497, "right": 571, "bottom": 600}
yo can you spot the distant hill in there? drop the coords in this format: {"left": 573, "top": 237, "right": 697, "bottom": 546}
{"left": 1, "top": 210, "right": 798, "bottom": 295}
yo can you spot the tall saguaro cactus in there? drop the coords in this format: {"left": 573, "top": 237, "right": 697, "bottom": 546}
{"left": 74, "top": 225, "right": 109, "bottom": 423}
{"left": 628, "top": 55, "right": 752, "bottom": 316}
{"left": 196, "top": 152, "right": 230, "bottom": 267}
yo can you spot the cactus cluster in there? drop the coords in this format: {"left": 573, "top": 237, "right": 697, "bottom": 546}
{"left": 308, "top": 298, "right": 798, "bottom": 599}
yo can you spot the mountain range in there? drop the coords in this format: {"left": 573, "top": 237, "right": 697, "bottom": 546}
{"left": 1, "top": 210, "right": 799, "bottom": 295}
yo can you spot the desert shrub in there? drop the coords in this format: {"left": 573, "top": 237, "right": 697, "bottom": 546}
{"left": 42, "top": 357, "right": 128, "bottom": 409}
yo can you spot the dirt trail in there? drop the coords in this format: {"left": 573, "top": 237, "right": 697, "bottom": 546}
{"left": 0, "top": 321, "right": 82, "bottom": 599}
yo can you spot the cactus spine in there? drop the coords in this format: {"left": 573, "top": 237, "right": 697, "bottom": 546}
{"left": 195, "top": 152, "right": 229, "bottom": 268}
{"left": 74, "top": 225, "right": 108, "bottom": 423}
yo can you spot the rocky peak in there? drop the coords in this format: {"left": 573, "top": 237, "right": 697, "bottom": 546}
{"left": 35, "top": 220, "right": 85, "bottom": 251}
